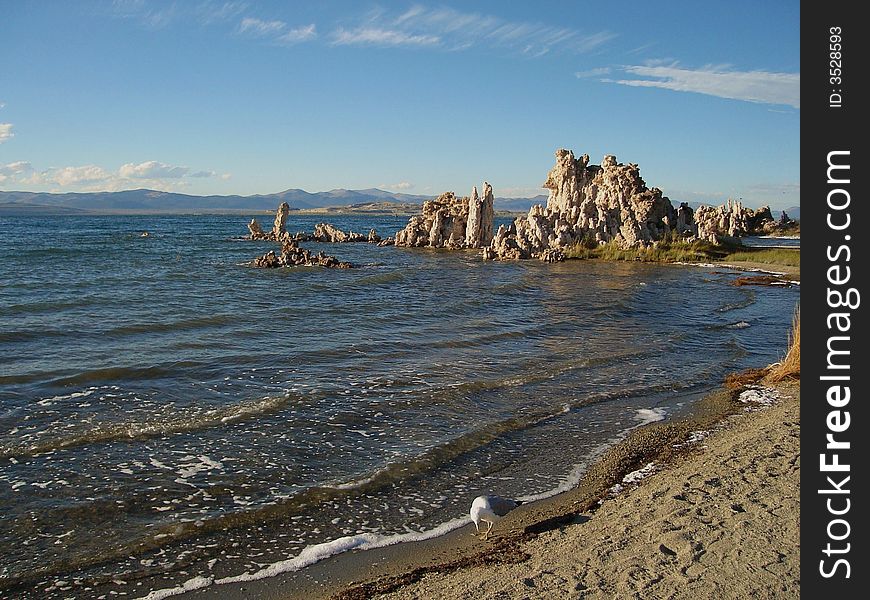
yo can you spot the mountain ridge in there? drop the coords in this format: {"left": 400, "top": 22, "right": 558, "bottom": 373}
{"left": 0, "top": 187, "right": 545, "bottom": 214}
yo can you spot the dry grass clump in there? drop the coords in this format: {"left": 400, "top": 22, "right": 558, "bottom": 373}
{"left": 766, "top": 309, "right": 800, "bottom": 382}
{"left": 724, "top": 368, "right": 769, "bottom": 389}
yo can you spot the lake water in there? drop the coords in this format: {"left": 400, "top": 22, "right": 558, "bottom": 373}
{"left": 0, "top": 214, "right": 799, "bottom": 598}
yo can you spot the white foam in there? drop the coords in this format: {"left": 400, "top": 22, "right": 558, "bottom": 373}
{"left": 36, "top": 389, "right": 95, "bottom": 406}
{"left": 136, "top": 575, "right": 212, "bottom": 600}
{"left": 622, "top": 462, "right": 657, "bottom": 484}
{"left": 606, "top": 462, "right": 658, "bottom": 498}
{"left": 634, "top": 408, "right": 666, "bottom": 425}
{"left": 677, "top": 261, "right": 788, "bottom": 277}
{"left": 739, "top": 386, "right": 779, "bottom": 407}
{"left": 214, "top": 517, "right": 468, "bottom": 585}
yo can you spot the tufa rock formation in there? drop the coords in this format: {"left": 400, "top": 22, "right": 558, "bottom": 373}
{"left": 252, "top": 237, "right": 352, "bottom": 269}
{"left": 247, "top": 203, "right": 353, "bottom": 269}
{"left": 272, "top": 202, "right": 290, "bottom": 238}
{"left": 248, "top": 218, "right": 269, "bottom": 240}
{"left": 310, "top": 223, "right": 386, "bottom": 244}
{"left": 693, "top": 201, "right": 795, "bottom": 243}
{"left": 395, "top": 183, "right": 494, "bottom": 249}
{"left": 485, "top": 150, "right": 692, "bottom": 261}
{"left": 312, "top": 222, "right": 368, "bottom": 243}
{"left": 248, "top": 202, "right": 292, "bottom": 241}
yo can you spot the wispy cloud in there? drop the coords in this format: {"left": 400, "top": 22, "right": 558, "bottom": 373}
{"left": 239, "top": 16, "right": 286, "bottom": 36}
{"left": 332, "top": 5, "right": 614, "bottom": 54}
{"left": 575, "top": 67, "right": 611, "bottom": 78}
{"left": 111, "top": 0, "right": 178, "bottom": 29}
{"left": 1, "top": 159, "right": 228, "bottom": 191}
{"left": 0, "top": 123, "right": 13, "bottom": 144}
{"left": 196, "top": 1, "right": 248, "bottom": 25}
{"left": 112, "top": 0, "right": 248, "bottom": 28}
{"left": 332, "top": 27, "right": 439, "bottom": 47}
{"left": 605, "top": 62, "right": 800, "bottom": 108}
{"left": 277, "top": 24, "right": 317, "bottom": 45}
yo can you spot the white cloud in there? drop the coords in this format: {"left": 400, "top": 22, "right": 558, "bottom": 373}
{"left": 605, "top": 63, "right": 800, "bottom": 108}
{"left": 0, "top": 161, "right": 34, "bottom": 176}
{"left": 1, "top": 159, "right": 228, "bottom": 191}
{"left": 277, "top": 24, "right": 317, "bottom": 44}
{"left": 575, "top": 67, "right": 611, "bottom": 78}
{"left": 383, "top": 181, "right": 414, "bottom": 190}
{"left": 189, "top": 169, "right": 217, "bottom": 178}
{"left": 119, "top": 160, "right": 189, "bottom": 178}
{"left": 332, "top": 27, "right": 439, "bottom": 47}
{"left": 239, "top": 16, "right": 286, "bottom": 36}
{"left": 49, "top": 165, "right": 114, "bottom": 187}
{"left": 0, "top": 123, "right": 14, "bottom": 144}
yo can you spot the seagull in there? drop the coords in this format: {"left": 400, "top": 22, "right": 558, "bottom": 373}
{"left": 470, "top": 495, "right": 522, "bottom": 540}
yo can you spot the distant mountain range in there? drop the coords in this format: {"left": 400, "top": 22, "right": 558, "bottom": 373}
{"left": 0, "top": 188, "right": 798, "bottom": 220}
{"left": 0, "top": 188, "right": 549, "bottom": 215}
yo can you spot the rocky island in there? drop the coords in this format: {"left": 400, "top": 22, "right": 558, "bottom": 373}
{"left": 246, "top": 148, "right": 798, "bottom": 268}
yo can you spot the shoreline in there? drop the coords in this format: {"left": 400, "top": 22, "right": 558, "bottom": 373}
{"left": 189, "top": 378, "right": 797, "bottom": 600}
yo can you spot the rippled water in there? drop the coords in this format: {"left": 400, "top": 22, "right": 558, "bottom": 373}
{"left": 0, "top": 214, "right": 798, "bottom": 597}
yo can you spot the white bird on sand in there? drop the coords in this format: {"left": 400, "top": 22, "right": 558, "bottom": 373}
{"left": 470, "top": 495, "right": 522, "bottom": 540}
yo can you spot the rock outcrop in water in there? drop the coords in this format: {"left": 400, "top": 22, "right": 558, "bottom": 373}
{"left": 484, "top": 150, "right": 691, "bottom": 261}
{"left": 311, "top": 222, "right": 386, "bottom": 244}
{"left": 395, "top": 183, "right": 494, "bottom": 249}
{"left": 312, "top": 222, "right": 368, "bottom": 243}
{"left": 248, "top": 218, "right": 269, "bottom": 240}
{"left": 252, "top": 237, "right": 352, "bottom": 269}
{"left": 247, "top": 203, "right": 354, "bottom": 269}
{"left": 247, "top": 202, "right": 292, "bottom": 241}
{"left": 694, "top": 201, "right": 797, "bottom": 242}
{"left": 272, "top": 202, "right": 290, "bottom": 238}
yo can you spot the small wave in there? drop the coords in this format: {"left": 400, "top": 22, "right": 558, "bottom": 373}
{"left": 0, "top": 328, "right": 74, "bottom": 343}
{"left": 107, "top": 314, "right": 236, "bottom": 337}
{"left": 351, "top": 269, "right": 407, "bottom": 286}
{"left": 0, "top": 394, "right": 292, "bottom": 458}
{"left": 48, "top": 362, "right": 204, "bottom": 387}
{"left": 716, "top": 288, "right": 756, "bottom": 313}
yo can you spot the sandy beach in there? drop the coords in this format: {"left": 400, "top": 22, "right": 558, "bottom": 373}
{"left": 371, "top": 382, "right": 801, "bottom": 599}
{"left": 197, "top": 377, "right": 799, "bottom": 600}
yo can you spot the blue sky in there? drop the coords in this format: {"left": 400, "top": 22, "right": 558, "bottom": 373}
{"left": 0, "top": 1, "right": 799, "bottom": 209}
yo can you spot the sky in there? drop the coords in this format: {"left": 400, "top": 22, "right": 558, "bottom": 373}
{"left": 0, "top": 1, "right": 800, "bottom": 209}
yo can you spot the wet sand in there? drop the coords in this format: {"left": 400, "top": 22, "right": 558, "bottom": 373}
{"left": 197, "top": 380, "right": 798, "bottom": 600}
